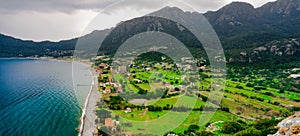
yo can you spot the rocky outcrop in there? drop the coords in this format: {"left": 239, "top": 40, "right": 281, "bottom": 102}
{"left": 233, "top": 38, "right": 300, "bottom": 63}
{"left": 270, "top": 112, "right": 300, "bottom": 136}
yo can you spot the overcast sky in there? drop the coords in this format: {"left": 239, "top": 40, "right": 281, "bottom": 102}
{"left": 0, "top": 0, "right": 275, "bottom": 41}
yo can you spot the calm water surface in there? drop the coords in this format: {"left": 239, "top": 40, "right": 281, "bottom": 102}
{"left": 0, "top": 58, "right": 91, "bottom": 136}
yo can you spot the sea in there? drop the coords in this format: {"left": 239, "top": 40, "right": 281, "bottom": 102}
{"left": 0, "top": 58, "right": 92, "bottom": 136}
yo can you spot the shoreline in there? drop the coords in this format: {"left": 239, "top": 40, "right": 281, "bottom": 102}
{"left": 78, "top": 65, "right": 101, "bottom": 136}
{"left": 78, "top": 67, "right": 94, "bottom": 136}
{"left": 3, "top": 57, "right": 100, "bottom": 136}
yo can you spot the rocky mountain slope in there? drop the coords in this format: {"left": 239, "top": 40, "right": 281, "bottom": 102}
{"left": 270, "top": 112, "right": 300, "bottom": 136}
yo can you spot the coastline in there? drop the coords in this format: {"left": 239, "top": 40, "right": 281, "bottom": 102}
{"left": 3, "top": 57, "right": 100, "bottom": 136}
{"left": 78, "top": 64, "right": 101, "bottom": 136}
{"left": 0, "top": 57, "right": 89, "bottom": 135}
{"left": 37, "top": 57, "right": 100, "bottom": 136}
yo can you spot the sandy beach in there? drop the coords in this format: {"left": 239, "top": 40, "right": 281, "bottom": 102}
{"left": 78, "top": 65, "right": 101, "bottom": 136}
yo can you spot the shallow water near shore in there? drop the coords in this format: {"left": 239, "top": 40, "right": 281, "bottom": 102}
{"left": 0, "top": 58, "right": 92, "bottom": 136}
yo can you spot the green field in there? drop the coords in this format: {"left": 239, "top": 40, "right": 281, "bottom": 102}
{"left": 95, "top": 55, "right": 299, "bottom": 136}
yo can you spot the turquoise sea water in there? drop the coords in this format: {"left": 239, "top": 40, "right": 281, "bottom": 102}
{"left": 0, "top": 59, "right": 91, "bottom": 136}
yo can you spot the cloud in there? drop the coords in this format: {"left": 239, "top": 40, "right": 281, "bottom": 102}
{"left": 0, "top": 0, "right": 275, "bottom": 14}
{"left": 0, "top": 0, "right": 118, "bottom": 14}
{"left": 0, "top": 10, "right": 98, "bottom": 41}
{"left": 0, "top": 0, "right": 275, "bottom": 41}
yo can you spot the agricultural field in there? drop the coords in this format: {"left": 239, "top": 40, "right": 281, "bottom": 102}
{"left": 94, "top": 53, "right": 300, "bottom": 136}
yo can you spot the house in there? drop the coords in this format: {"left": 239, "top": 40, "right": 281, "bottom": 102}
{"left": 182, "top": 64, "right": 192, "bottom": 71}
{"left": 125, "top": 131, "right": 133, "bottom": 136}
{"left": 133, "top": 79, "right": 142, "bottom": 83}
{"left": 199, "top": 66, "right": 206, "bottom": 71}
{"left": 181, "top": 57, "right": 192, "bottom": 62}
{"left": 125, "top": 107, "right": 132, "bottom": 113}
{"left": 108, "top": 75, "right": 113, "bottom": 82}
{"left": 115, "top": 120, "right": 120, "bottom": 126}
{"left": 104, "top": 118, "right": 117, "bottom": 132}
{"left": 104, "top": 87, "right": 111, "bottom": 94}
{"left": 99, "top": 83, "right": 106, "bottom": 88}
{"left": 98, "top": 63, "right": 108, "bottom": 69}
{"left": 167, "top": 134, "right": 178, "bottom": 136}
{"left": 103, "top": 58, "right": 111, "bottom": 61}
{"left": 290, "top": 74, "right": 300, "bottom": 79}
{"left": 105, "top": 118, "right": 115, "bottom": 128}
{"left": 92, "top": 56, "right": 105, "bottom": 61}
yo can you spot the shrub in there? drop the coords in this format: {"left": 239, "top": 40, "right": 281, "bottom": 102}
{"left": 253, "top": 119, "right": 280, "bottom": 135}
{"left": 221, "top": 107, "right": 230, "bottom": 112}
{"left": 187, "top": 124, "right": 200, "bottom": 132}
{"left": 279, "top": 89, "right": 285, "bottom": 93}
{"left": 264, "top": 92, "right": 274, "bottom": 96}
{"left": 231, "top": 78, "right": 238, "bottom": 81}
{"left": 246, "top": 83, "right": 255, "bottom": 87}
{"left": 236, "top": 85, "right": 244, "bottom": 89}
{"left": 273, "top": 101, "right": 280, "bottom": 105}
{"left": 196, "top": 131, "right": 214, "bottom": 136}
{"left": 198, "top": 94, "right": 208, "bottom": 102}
{"left": 222, "top": 121, "right": 244, "bottom": 134}
{"left": 235, "top": 127, "right": 262, "bottom": 136}
{"left": 254, "top": 86, "right": 267, "bottom": 90}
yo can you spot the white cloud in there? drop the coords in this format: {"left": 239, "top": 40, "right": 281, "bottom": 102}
{"left": 0, "top": 10, "right": 98, "bottom": 41}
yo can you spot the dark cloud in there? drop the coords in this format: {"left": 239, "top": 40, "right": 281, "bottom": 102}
{"left": 0, "top": 0, "right": 274, "bottom": 41}
{"left": 0, "top": 0, "right": 118, "bottom": 13}
{"left": 0, "top": 0, "right": 275, "bottom": 15}
{"left": 0, "top": 0, "right": 239, "bottom": 14}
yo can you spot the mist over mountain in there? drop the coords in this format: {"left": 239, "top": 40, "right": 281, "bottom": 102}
{"left": 0, "top": 0, "right": 299, "bottom": 64}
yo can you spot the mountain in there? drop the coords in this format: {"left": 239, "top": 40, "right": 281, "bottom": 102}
{"left": 204, "top": 0, "right": 300, "bottom": 49}
{"left": 0, "top": 34, "right": 76, "bottom": 57}
{"left": 258, "top": 0, "right": 300, "bottom": 17}
{"left": 205, "top": 2, "right": 258, "bottom": 26}
{"left": 99, "top": 9, "right": 204, "bottom": 55}
{"left": 99, "top": 1, "right": 300, "bottom": 64}
{"left": 0, "top": 29, "right": 111, "bottom": 57}
{"left": 0, "top": 0, "right": 299, "bottom": 65}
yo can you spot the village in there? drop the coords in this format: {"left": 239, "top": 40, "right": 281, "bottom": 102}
{"left": 91, "top": 52, "right": 300, "bottom": 136}
{"left": 91, "top": 53, "right": 212, "bottom": 136}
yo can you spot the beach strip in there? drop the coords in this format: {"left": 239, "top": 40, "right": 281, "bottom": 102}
{"left": 78, "top": 66, "right": 101, "bottom": 136}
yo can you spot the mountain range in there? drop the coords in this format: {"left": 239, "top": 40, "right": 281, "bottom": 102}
{"left": 1, "top": 0, "right": 299, "bottom": 64}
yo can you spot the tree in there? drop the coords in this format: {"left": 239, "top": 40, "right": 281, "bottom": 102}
{"left": 221, "top": 107, "right": 230, "bottom": 112}
{"left": 187, "top": 124, "right": 200, "bottom": 132}
{"left": 253, "top": 119, "right": 280, "bottom": 135}
{"left": 246, "top": 83, "right": 255, "bottom": 87}
{"left": 115, "top": 115, "right": 120, "bottom": 121}
{"left": 99, "top": 126, "right": 110, "bottom": 136}
{"left": 236, "top": 84, "right": 244, "bottom": 89}
{"left": 196, "top": 131, "right": 214, "bottom": 136}
{"left": 279, "top": 89, "right": 285, "bottom": 93}
{"left": 235, "top": 127, "right": 262, "bottom": 136}
{"left": 96, "top": 109, "right": 112, "bottom": 124}
{"left": 222, "top": 121, "right": 244, "bottom": 134}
